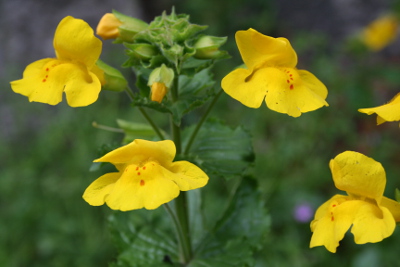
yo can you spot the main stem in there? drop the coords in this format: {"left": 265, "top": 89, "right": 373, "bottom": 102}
{"left": 170, "top": 74, "right": 192, "bottom": 263}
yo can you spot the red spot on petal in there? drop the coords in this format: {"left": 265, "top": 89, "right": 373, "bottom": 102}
{"left": 331, "top": 216, "right": 334, "bottom": 221}
{"left": 332, "top": 204, "right": 336, "bottom": 207}
{"left": 290, "top": 78, "right": 293, "bottom": 80}
{"left": 290, "top": 84, "right": 294, "bottom": 90}
{"left": 42, "top": 79, "right": 46, "bottom": 82}
{"left": 140, "top": 180, "right": 145, "bottom": 186}
{"left": 46, "top": 68, "right": 49, "bottom": 71}
{"left": 290, "top": 74, "right": 293, "bottom": 77}
{"left": 137, "top": 172, "right": 141, "bottom": 175}
{"left": 143, "top": 166, "right": 146, "bottom": 170}
{"left": 287, "top": 80, "right": 290, "bottom": 83}
{"left": 136, "top": 167, "right": 139, "bottom": 171}
{"left": 45, "top": 75, "right": 48, "bottom": 78}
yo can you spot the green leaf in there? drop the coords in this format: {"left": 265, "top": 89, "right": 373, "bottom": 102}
{"left": 183, "top": 119, "right": 255, "bottom": 178}
{"left": 108, "top": 209, "right": 179, "bottom": 267}
{"left": 395, "top": 188, "right": 400, "bottom": 202}
{"left": 96, "top": 60, "right": 128, "bottom": 92}
{"left": 190, "top": 178, "right": 269, "bottom": 266}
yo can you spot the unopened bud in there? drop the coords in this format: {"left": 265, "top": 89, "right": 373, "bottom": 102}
{"left": 96, "top": 13, "right": 122, "bottom": 40}
{"left": 150, "top": 82, "right": 167, "bottom": 103}
{"left": 147, "top": 64, "right": 174, "bottom": 103}
{"left": 194, "top": 35, "right": 227, "bottom": 59}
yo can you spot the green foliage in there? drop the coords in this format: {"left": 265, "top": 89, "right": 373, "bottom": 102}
{"left": 183, "top": 119, "right": 254, "bottom": 178}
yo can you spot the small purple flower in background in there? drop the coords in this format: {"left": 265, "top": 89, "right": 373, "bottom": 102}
{"left": 293, "top": 202, "right": 314, "bottom": 223}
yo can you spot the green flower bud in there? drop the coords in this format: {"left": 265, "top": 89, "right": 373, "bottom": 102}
{"left": 125, "top": 43, "right": 158, "bottom": 60}
{"left": 194, "top": 35, "right": 227, "bottom": 59}
{"left": 96, "top": 59, "right": 127, "bottom": 92}
{"left": 113, "top": 10, "right": 149, "bottom": 43}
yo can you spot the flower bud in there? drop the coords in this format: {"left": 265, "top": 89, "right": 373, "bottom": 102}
{"left": 96, "top": 59, "right": 127, "bottom": 92}
{"left": 96, "top": 13, "right": 122, "bottom": 40}
{"left": 361, "top": 14, "right": 399, "bottom": 51}
{"left": 147, "top": 64, "right": 174, "bottom": 103}
{"left": 194, "top": 35, "right": 227, "bottom": 59}
{"left": 125, "top": 43, "right": 158, "bottom": 60}
{"left": 96, "top": 11, "right": 148, "bottom": 42}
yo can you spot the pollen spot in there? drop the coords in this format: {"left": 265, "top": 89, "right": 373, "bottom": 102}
{"left": 140, "top": 180, "right": 145, "bottom": 186}
{"left": 290, "top": 84, "right": 294, "bottom": 90}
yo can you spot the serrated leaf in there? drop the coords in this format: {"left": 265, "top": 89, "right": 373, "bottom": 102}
{"left": 108, "top": 209, "right": 179, "bottom": 267}
{"left": 183, "top": 120, "right": 255, "bottom": 178}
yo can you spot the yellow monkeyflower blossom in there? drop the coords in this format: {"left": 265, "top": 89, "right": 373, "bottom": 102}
{"left": 10, "top": 16, "right": 104, "bottom": 107}
{"left": 310, "top": 151, "right": 400, "bottom": 253}
{"left": 361, "top": 14, "right": 398, "bottom": 51}
{"left": 221, "top": 28, "right": 328, "bottom": 117}
{"left": 358, "top": 92, "right": 400, "bottom": 124}
{"left": 83, "top": 139, "right": 209, "bottom": 211}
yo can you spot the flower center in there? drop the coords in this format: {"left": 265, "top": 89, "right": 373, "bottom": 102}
{"left": 282, "top": 68, "right": 299, "bottom": 90}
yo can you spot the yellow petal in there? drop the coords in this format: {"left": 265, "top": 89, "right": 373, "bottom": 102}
{"left": 235, "top": 28, "right": 297, "bottom": 69}
{"left": 82, "top": 172, "right": 120, "bottom": 206}
{"left": 11, "top": 59, "right": 101, "bottom": 107}
{"left": 94, "top": 139, "right": 176, "bottom": 168}
{"left": 54, "top": 16, "right": 102, "bottom": 69}
{"left": 263, "top": 68, "right": 328, "bottom": 117}
{"left": 358, "top": 92, "right": 400, "bottom": 124}
{"left": 10, "top": 58, "right": 63, "bottom": 105}
{"left": 164, "top": 161, "right": 209, "bottom": 191}
{"left": 310, "top": 195, "right": 353, "bottom": 253}
{"left": 380, "top": 196, "right": 400, "bottom": 221}
{"left": 105, "top": 163, "right": 180, "bottom": 210}
{"left": 351, "top": 201, "right": 395, "bottom": 244}
{"left": 221, "top": 67, "right": 267, "bottom": 108}
{"left": 330, "top": 151, "right": 386, "bottom": 200}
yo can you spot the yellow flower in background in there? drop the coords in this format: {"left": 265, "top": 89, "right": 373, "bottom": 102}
{"left": 96, "top": 13, "right": 123, "bottom": 40}
{"left": 361, "top": 14, "right": 398, "bottom": 51}
{"left": 83, "top": 139, "right": 209, "bottom": 211}
{"left": 10, "top": 16, "right": 104, "bottom": 107}
{"left": 310, "top": 151, "right": 400, "bottom": 253}
{"left": 358, "top": 92, "right": 400, "bottom": 124}
{"left": 221, "top": 28, "right": 328, "bottom": 117}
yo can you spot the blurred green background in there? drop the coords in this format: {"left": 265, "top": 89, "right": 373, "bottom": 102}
{"left": 1, "top": 0, "right": 400, "bottom": 266}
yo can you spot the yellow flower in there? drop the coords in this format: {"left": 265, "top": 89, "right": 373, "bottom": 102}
{"left": 358, "top": 92, "right": 400, "bottom": 124}
{"left": 96, "top": 13, "right": 123, "bottom": 40}
{"left": 83, "top": 139, "right": 209, "bottom": 211}
{"left": 361, "top": 14, "right": 398, "bottom": 51}
{"left": 221, "top": 28, "right": 328, "bottom": 117}
{"left": 148, "top": 64, "right": 174, "bottom": 103}
{"left": 310, "top": 151, "right": 400, "bottom": 253}
{"left": 10, "top": 16, "right": 104, "bottom": 107}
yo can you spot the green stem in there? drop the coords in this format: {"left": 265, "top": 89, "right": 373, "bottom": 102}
{"left": 174, "top": 193, "right": 192, "bottom": 263}
{"left": 92, "top": 121, "right": 124, "bottom": 133}
{"left": 163, "top": 203, "right": 191, "bottom": 263}
{"left": 124, "top": 86, "right": 165, "bottom": 140}
{"left": 183, "top": 89, "right": 223, "bottom": 155}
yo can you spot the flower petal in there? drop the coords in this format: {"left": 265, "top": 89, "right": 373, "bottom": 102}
{"left": 164, "top": 161, "right": 209, "bottom": 191}
{"left": 94, "top": 139, "right": 176, "bottom": 167}
{"left": 310, "top": 195, "right": 353, "bottom": 253}
{"left": 351, "top": 202, "right": 395, "bottom": 244}
{"left": 380, "top": 196, "right": 400, "bottom": 221}
{"left": 82, "top": 172, "right": 120, "bottom": 206}
{"left": 358, "top": 92, "right": 400, "bottom": 124}
{"left": 10, "top": 58, "right": 64, "bottom": 105}
{"left": 105, "top": 163, "right": 180, "bottom": 210}
{"left": 261, "top": 68, "right": 328, "bottom": 117}
{"left": 221, "top": 68, "right": 267, "bottom": 108}
{"left": 329, "top": 151, "right": 386, "bottom": 201}
{"left": 54, "top": 16, "right": 102, "bottom": 68}
{"left": 235, "top": 28, "right": 297, "bottom": 70}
